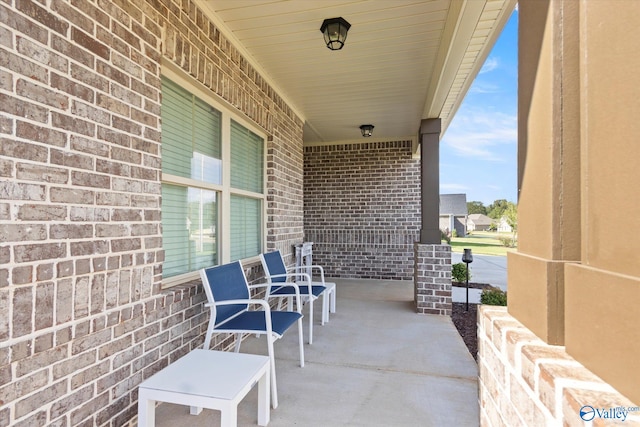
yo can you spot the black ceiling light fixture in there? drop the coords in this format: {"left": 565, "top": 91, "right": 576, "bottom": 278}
{"left": 360, "top": 124, "right": 374, "bottom": 137}
{"left": 320, "top": 17, "right": 351, "bottom": 50}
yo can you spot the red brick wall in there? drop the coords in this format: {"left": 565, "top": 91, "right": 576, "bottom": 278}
{"left": 303, "top": 141, "right": 421, "bottom": 280}
{"left": 0, "top": 1, "right": 303, "bottom": 425}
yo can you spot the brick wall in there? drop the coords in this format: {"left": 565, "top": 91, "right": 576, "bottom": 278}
{"left": 303, "top": 141, "right": 421, "bottom": 280}
{"left": 478, "top": 306, "right": 640, "bottom": 426}
{"left": 0, "top": 1, "right": 303, "bottom": 425}
{"left": 414, "top": 243, "right": 451, "bottom": 315}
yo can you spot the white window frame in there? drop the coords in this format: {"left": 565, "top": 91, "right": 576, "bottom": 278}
{"left": 161, "top": 62, "right": 266, "bottom": 288}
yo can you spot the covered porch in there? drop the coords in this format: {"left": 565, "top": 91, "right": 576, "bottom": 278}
{"left": 4, "top": 0, "right": 639, "bottom": 425}
{"left": 153, "top": 279, "right": 478, "bottom": 426}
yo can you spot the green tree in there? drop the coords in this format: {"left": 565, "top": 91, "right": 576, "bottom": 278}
{"left": 487, "top": 199, "right": 510, "bottom": 219}
{"left": 498, "top": 201, "right": 518, "bottom": 247}
{"left": 503, "top": 201, "right": 518, "bottom": 236}
{"left": 467, "top": 201, "right": 487, "bottom": 215}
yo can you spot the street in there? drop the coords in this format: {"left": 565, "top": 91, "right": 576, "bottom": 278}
{"left": 451, "top": 252, "right": 507, "bottom": 291}
{"left": 451, "top": 252, "right": 507, "bottom": 304}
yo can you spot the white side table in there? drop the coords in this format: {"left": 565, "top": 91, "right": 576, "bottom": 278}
{"left": 294, "top": 242, "right": 313, "bottom": 281}
{"left": 321, "top": 281, "right": 337, "bottom": 325}
{"left": 137, "top": 349, "right": 270, "bottom": 427}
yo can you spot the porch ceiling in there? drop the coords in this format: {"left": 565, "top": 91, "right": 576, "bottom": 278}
{"left": 197, "top": 0, "right": 516, "bottom": 146}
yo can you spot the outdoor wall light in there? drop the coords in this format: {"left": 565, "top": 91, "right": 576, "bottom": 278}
{"left": 320, "top": 17, "right": 351, "bottom": 50}
{"left": 360, "top": 124, "right": 374, "bottom": 137}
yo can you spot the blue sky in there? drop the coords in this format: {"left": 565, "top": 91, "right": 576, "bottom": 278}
{"left": 440, "top": 10, "right": 518, "bottom": 206}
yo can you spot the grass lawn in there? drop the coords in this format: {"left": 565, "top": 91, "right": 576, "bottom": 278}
{"left": 447, "top": 231, "right": 517, "bottom": 256}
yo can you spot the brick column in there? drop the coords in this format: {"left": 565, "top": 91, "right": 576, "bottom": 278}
{"left": 414, "top": 243, "right": 451, "bottom": 315}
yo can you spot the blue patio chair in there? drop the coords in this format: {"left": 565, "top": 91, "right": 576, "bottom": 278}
{"left": 200, "top": 261, "right": 305, "bottom": 409}
{"left": 259, "top": 250, "right": 336, "bottom": 345}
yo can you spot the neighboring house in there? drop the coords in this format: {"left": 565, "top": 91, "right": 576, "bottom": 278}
{"left": 497, "top": 216, "right": 513, "bottom": 233}
{"left": 439, "top": 194, "right": 468, "bottom": 237}
{"left": 467, "top": 213, "right": 493, "bottom": 232}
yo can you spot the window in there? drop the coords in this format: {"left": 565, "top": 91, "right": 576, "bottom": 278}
{"left": 162, "top": 185, "right": 218, "bottom": 277}
{"left": 230, "top": 195, "right": 261, "bottom": 260}
{"left": 230, "top": 120, "right": 264, "bottom": 260}
{"left": 161, "top": 75, "right": 265, "bottom": 283}
{"left": 161, "top": 79, "right": 222, "bottom": 184}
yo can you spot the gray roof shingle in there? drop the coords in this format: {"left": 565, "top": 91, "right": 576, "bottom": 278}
{"left": 468, "top": 213, "right": 492, "bottom": 225}
{"left": 439, "top": 194, "right": 468, "bottom": 216}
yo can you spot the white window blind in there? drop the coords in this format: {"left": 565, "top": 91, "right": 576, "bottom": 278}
{"left": 231, "top": 120, "right": 263, "bottom": 193}
{"left": 161, "top": 77, "right": 220, "bottom": 278}
{"left": 161, "top": 78, "right": 222, "bottom": 184}
{"left": 230, "top": 120, "right": 264, "bottom": 261}
{"left": 161, "top": 185, "right": 217, "bottom": 277}
{"left": 230, "top": 195, "right": 261, "bottom": 261}
{"left": 161, "top": 75, "right": 266, "bottom": 281}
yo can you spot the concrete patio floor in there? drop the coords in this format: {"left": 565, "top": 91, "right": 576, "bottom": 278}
{"left": 153, "top": 279, "right": 479, "bottom": 426}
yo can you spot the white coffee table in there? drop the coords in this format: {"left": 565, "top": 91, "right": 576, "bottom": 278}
{"left": 137, "top": 349, "right": 270, "bottom": 426}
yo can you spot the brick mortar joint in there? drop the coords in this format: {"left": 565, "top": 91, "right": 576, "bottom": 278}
{"left": 478, "top": 306, "right": 640, "bottom": 425}
{"left": 4, "top": 280, "right": 204, "bottom": 359}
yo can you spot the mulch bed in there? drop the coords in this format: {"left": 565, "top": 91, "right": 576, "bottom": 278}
{"left": 450, "top": 282, "right": 495, "bottom": 361}
{"left": 451, "top": 302, "right": 479, "bottom": 361}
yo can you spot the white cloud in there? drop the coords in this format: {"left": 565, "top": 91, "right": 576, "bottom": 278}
{"left": 442, "top": 109, "right": 517, "bottom": 162}
{"left": 440, "top": 183, "right": 469, "bottom": 191}
{"left": 480, "top": 57, "right": 499, "bottom": 74}
{"left": 470, "top": 82, "right": 500, "bottom": 94}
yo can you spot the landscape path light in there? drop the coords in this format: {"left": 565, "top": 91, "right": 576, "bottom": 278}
{"left": 462, "top": 248, "right": 473, "bottom": 311}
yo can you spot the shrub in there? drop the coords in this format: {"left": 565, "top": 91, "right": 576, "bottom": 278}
{"left": 451, "top": 229, "right": 458, "bottom": 238}
{"left": 481, "top": 288, "right": 508, "bottom": 306}
{"left": 451, "top": 262, "right": 470, "bottom": 283}
{"left": 498, "top": 236, "right": 517, "bottom": 247}
{"left": 440, "top": 229, "right": 451, "bottom": 244}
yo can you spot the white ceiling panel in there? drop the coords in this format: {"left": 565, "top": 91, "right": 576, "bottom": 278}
{"left": 197, "top": 0, "right": 516, "bottom": 145}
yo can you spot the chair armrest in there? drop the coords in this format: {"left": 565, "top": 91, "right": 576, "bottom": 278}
{"left": 207, "top": 298, "right": 271, "bottom": 312}
{"left": 249, "top": 282, "right": 300, "bottom": 293}
{"left": 294, "top": 264, "right": 326, "bottom": 282}
{"left": 266, "top": 272, "right": 313, "bottom": 286}
{"left": 267, "top": 272, "right": 298, "bottom": 280}
{"left": 248, "top": 282, "right": 303, "bottom": 313}
{"left": 207, "top": 299, "right": 284, "bottom": 334}
{"left": 308, "top": 264, "right": 326, "bottom": 281}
